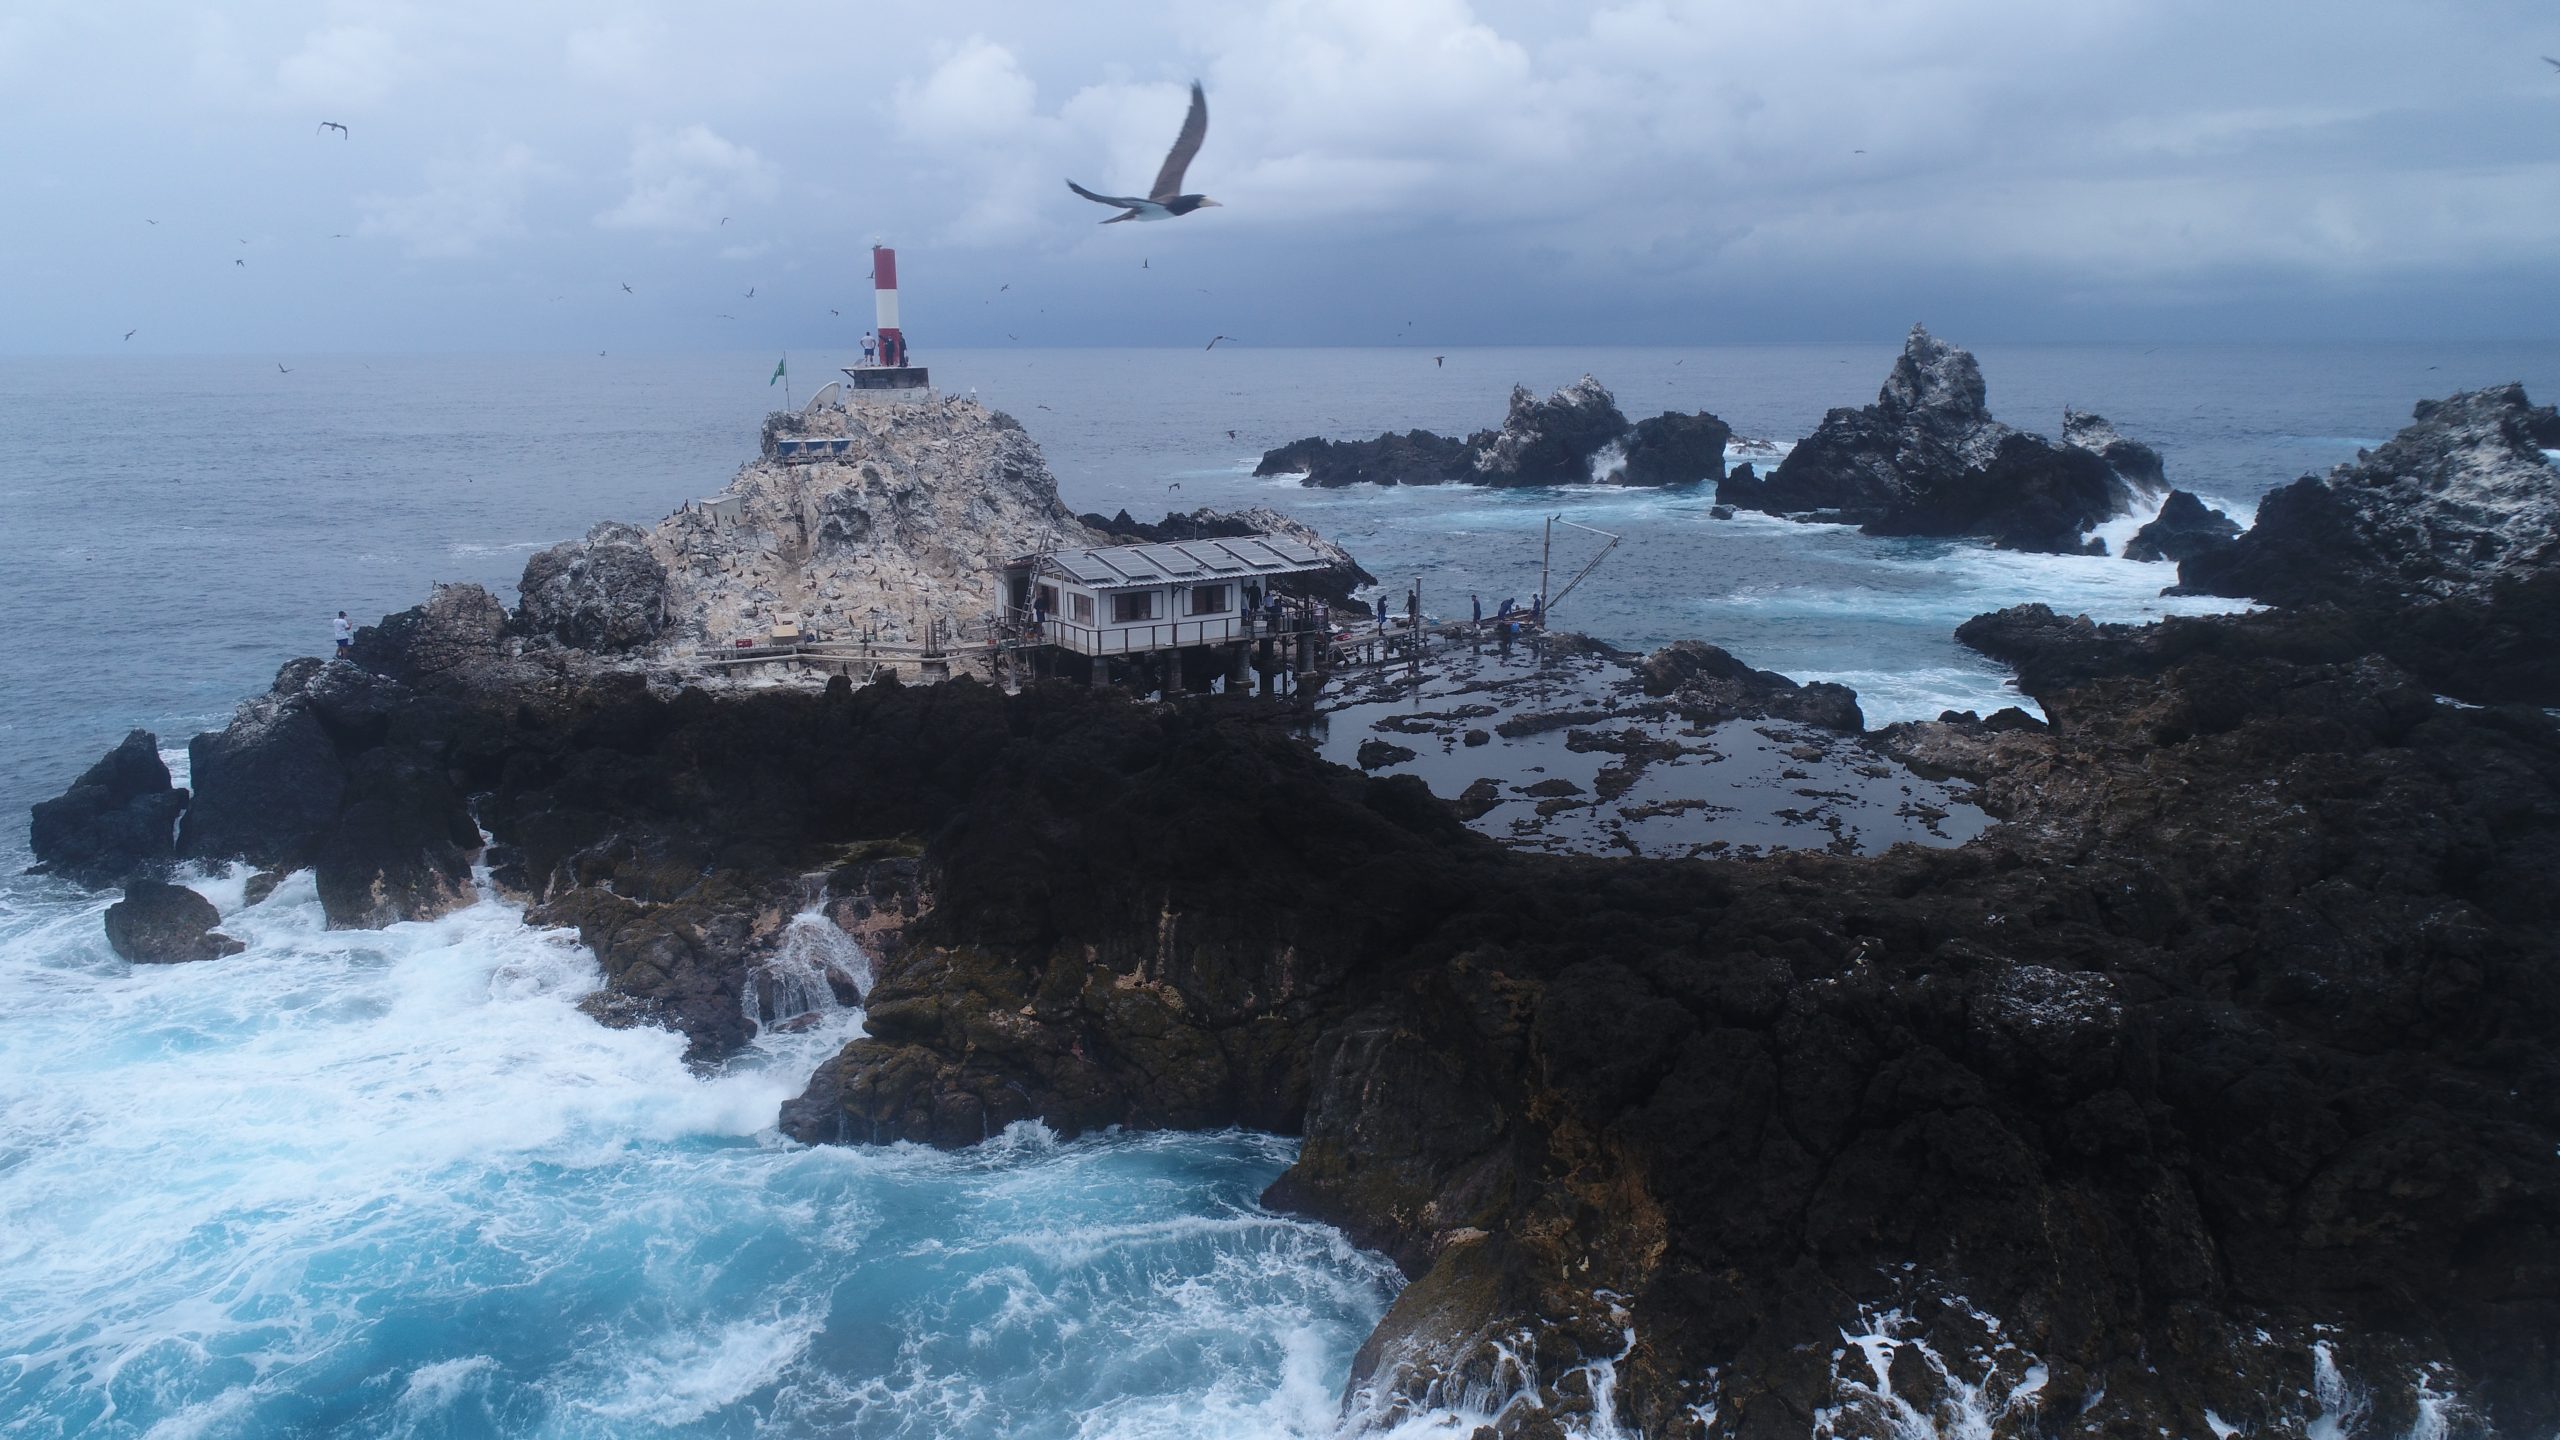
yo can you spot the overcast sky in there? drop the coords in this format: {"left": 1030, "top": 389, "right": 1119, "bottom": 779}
{"left": 6, "top": 0, "right": 2557, "bottom": 353}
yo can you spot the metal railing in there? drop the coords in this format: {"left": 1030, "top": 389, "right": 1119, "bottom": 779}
{"left": 1001, "top": 603, "right": 1326, "bottom": 657}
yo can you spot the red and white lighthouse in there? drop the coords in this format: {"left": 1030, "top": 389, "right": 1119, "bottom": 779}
{"left": 845, "top": 244, "right": 930, "bottom": 397}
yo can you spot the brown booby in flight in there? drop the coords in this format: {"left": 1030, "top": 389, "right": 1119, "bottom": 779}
{"left": 1067, "top": 82, "right": 1220, "bottom": 223}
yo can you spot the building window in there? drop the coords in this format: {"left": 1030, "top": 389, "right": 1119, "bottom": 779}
{"left": 1072, "top": 594, "right": 1094, "bottom": 624}
{"left": 1037, "top": 584, "right": 1060, "bottom": 615}
{"left": 1188, "top": 584, "right": 1230, "bottom": 616}
{"left": 1111, "top": 591, "right": 1156, "bottom": 623}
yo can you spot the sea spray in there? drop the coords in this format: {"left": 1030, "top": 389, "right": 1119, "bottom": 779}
{"left": 0, "top": 873, "right": 1399, "bottom": 1439}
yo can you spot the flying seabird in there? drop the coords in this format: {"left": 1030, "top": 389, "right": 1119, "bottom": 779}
{"left": 999, "top": 283, "right": 1010, "bottom": 292}
{"left": 620, "top": 283, "right": 633, "bottom": 294}
{"left": 2546, "top": 56, "right": 2560, "bottom": 70}
{"left": 145, "top": 219, "right": 158, "bottom": 226}
{"left": 720, "top": 216, "right": 730, "bottom": 225}
{"left": 1067, "top": 81, "right": 1220, "bottom": 223}
{"left": 745, "top": 287, "right": 755, "bottom": 298}
{"left": 276, "top": 363, "right": 292, "bottom": 373}
{"left": 1434, "top": 356, "right": 1444, "bottom": 367}
{"left": 1206, "top": 335, "right": 1236, "bottom": 350}
{"left": 1036, "top": 404, "right": 1054, "bottom": 411}
{"left": 1226, "top": 429, "right": 1238, "bottom": 439}
{"left": 829, "top": 308, "right": 840, "bottom": 316}
{"left": 234, "top": 258, "right": 245, "bottom": 267}
{"left": 318, "top": 121, "right": 348, "bottom": 138}
{"left": 124, "top": 329, "right": 136, "bottom": 341}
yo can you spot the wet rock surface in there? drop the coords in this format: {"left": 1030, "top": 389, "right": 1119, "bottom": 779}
{"left": 2063, "top": 406, "right": 2170, "bottom": 495}
{"left": 2124, "top": 487, "right": 2241, "bottom": 563}
{"left": 1721, "top": 325, "right": 2146, "bottom": 553}
{"left": 1257, "top": 376, "right": 1729, "bottom": 489}
{"left": 27, "top": 730, "right": 185, "bottom": 887}
{"left": 104, "top": 878, "right": 243, "bottom": 963}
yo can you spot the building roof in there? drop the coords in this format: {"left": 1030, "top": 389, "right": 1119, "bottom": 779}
{"left": 1014, "top": 535, "right": 1331, "bottom": 591}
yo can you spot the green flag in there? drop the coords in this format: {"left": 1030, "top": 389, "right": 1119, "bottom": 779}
{"left": 768, "top": 356, "right": 787, "bottom": 386}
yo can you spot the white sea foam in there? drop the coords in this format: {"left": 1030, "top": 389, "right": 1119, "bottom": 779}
{"left": 0, "top": 873, "right": 1395, "bottom": 1438}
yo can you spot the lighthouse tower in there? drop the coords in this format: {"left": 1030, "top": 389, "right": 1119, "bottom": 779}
{"left": 845, "top": 244, "right": 930, "bottom": 399}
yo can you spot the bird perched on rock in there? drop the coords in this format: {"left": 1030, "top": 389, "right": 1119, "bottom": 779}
{"left": 1068, "top": 82, "right": 1220, "bottom": 223}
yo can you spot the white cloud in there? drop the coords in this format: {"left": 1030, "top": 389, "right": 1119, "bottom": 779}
{"left": 897, "top": 36, "right": 1039, "bottom": 146}
{"left": 595, "top": 124, "right": 780, "bottom": 234}
{"left": 276, "top": 25, "right": 401, "bottom": 108}
{"left": 358, "top": 140, "right": 547, "bottom": 258}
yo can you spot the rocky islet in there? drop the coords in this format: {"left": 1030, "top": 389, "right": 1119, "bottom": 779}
{"left": 25, "top": 381, "right": 2560, "bottom": 1436}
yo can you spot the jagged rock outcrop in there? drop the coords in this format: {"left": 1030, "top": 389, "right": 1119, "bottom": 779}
{"left": 2173, "top": 385, "right": 2560, "bottom": 705}
{"left": 104, "top": 879, "right": 243, "bottom": 963}
{"left": 1076, "top": 504, "right": 1379, "bottom": 608}
{"left": 516, "top": 521, "right": 669, "bottom": 652}
{"left": 2182, "top": 384, "right": 2560, "bottom": 608}
{"left": 1257, "top": 378, "right": 1728, "bottom": 489}
{"left": 1722, "top": 326, "right": 2141, "bottom": 552}
{"left": 2063, "top": 407, "right": 2169, "bottom": 495}
{"left": 27, "top": 730, "right": 185, "bottom": 887}
{"left": 654, "top": 396, "right": 1094, "bottom": 648}
{"left": 176, "top": 686, "right": 345, "bottom": 870}
{"left": 2124, "top": 489, "right": 2241, "bottom": 563}
{"left": 1468, "top": 376, "right": 1629, "bottom": 485}
{"left": 1611, "top": 410, "right": 1732, "bottom": 487}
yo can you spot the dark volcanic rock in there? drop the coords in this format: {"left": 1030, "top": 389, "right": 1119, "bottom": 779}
{"left": 1259, "top": 377, "right": 1729, "bottom": 491}
{"left": 104, "top": 878, "right": 243, "bottom": 963}
{"left": 28, "top": 730, "right": 186, "bottom": 887}
{"left": 1253, "top": 430, "right": 1470, "bottom": 487}
{"left": 314, "top": 749, "right": 480, "bottom": 929}
{"left": 2182, "top": 384, "right": 2560, "bottom": 609}
{"left": 177, "top": 691, "right": 344, "bottom": 870}
{"left": 1637, "top": 639, "right": 1865, "bottom": 731}
{"left": 2063, "top": 407, "right": 2169, "bottom": 495}
{"left": 1469, "top": 376, "right": 1628, "bottom": 485}
{"left": 1732, "top": 325, "right": 2136, "bottom": 552}
{"left": 1356, "top": 738, "right": 1418, "bottom": 770}
{"left": 2176, "top": 385, "right": 2560, "bottom": 704}
{"left": 2124, "top": 488, "right": 2241, "bottom": 563}
{"left": 516, "top": 521, "right": 670, "bottom": 652}
{"left": 1610, "top": 410, "right": 1732, "bottom": 487}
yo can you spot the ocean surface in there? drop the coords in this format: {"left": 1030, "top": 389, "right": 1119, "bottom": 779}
{"left": 5, "top": 342, "right": 2557, "bottom": 1436}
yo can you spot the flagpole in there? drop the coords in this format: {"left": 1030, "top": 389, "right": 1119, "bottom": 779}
{"left": 783, "top": 352, "right": 792, "bottom": 411}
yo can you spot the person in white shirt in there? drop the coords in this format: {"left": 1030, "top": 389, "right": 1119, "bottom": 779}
{"left": 334, "top": 611, "right": 353, "bottom": 657}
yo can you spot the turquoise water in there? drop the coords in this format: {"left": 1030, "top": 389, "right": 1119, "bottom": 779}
{"left": 0, "top": 864, "right": 1398, "bottom": 1438}
{"left": 7, "top": 343, "right": 2559, "bottom": 1435}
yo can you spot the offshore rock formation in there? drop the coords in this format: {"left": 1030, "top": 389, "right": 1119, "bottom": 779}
{"left": 26, "top": 729, "right": 184, "bottom": 887}
{"left": 2179, "top": 384, "right": 2560, "bottom": 704}
{"left": 648, "top": 396, "right": 1096, "bottom": 649}
{"left": 1720, "top": 326, "right": 2144, "bottom": 553}
{"left": 1076, "top": 504, "right": 1378, "bottom": 609}
{"left": 1256, "top": 377, "right": 1730, "bottom": 489}
{"left": 2062, "top": 407, "right": 2169, "bottom": 495}
{"left": 2123, "top": 489, "right": 2241, "bottom": 563}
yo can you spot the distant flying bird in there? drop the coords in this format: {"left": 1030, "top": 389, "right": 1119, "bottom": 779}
{"left": 1433, "top": 356, "right": 1444, "bottom": 367}
{"left": 1067, "top": 81, "right": 1220, "bottom": 223}
{"left": 999, "top": 283, "right": 1010, "bottom": 292}
{"left": 829, "top": 308, "right": 840, "bottom": 317}
{"left": 717, "top": 313, "right": 736, "bottom": 320}
{"left": 1226, "top": 429, "right": 1237, "bottom": 439}
{"left": 276, "top": 363, "right": 292, "bottom": 373}
{"left": 1142, "top": 259, "right": 1149, "bottom": 269}
{"left": 1008, "top": 333, "right": 1019, "bottom": 340}
{"left": 1853, "top": 149, "right": 1866, "bottom": 154}
{"left": 2546, "top": 56, "right": 2560, "bottom": 70}
{"left": 234, "top": 258, "right": 245, "bottom": 267}
{"left": 745, "top": 287, "right": 755, "bottom": 298}
{"left": 1168, "top": 482, "right": 1182, "bottom": 493}
{"left": 1036, "top": 403, "right": 1054, "bottom": 411}
{"left": 124, "top": 329, "right": 136, "bottom": 341}
{"left": 331, "top": 233, "right": 348, "bottom": 239}
{"left": 720, "top": 216, "right": 729, "bottom": 225}
{"left": 318, "top": 121, "right": 348, "bottom": 138}
{"left": 620, "top": 282, "right": 633, "bottom": 293}
{"left": 238, "top": 238, "right": 248, "bottom": 244}
{"left": 1205, "top": 335, "right": 1236, "bottom": 349}
{"left": 145, "top": 219, "right": 158, "bottom": 226}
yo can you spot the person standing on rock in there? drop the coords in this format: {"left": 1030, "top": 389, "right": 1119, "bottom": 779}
{"left": 333, "top": 611, "right": 352, "bottom": 658}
